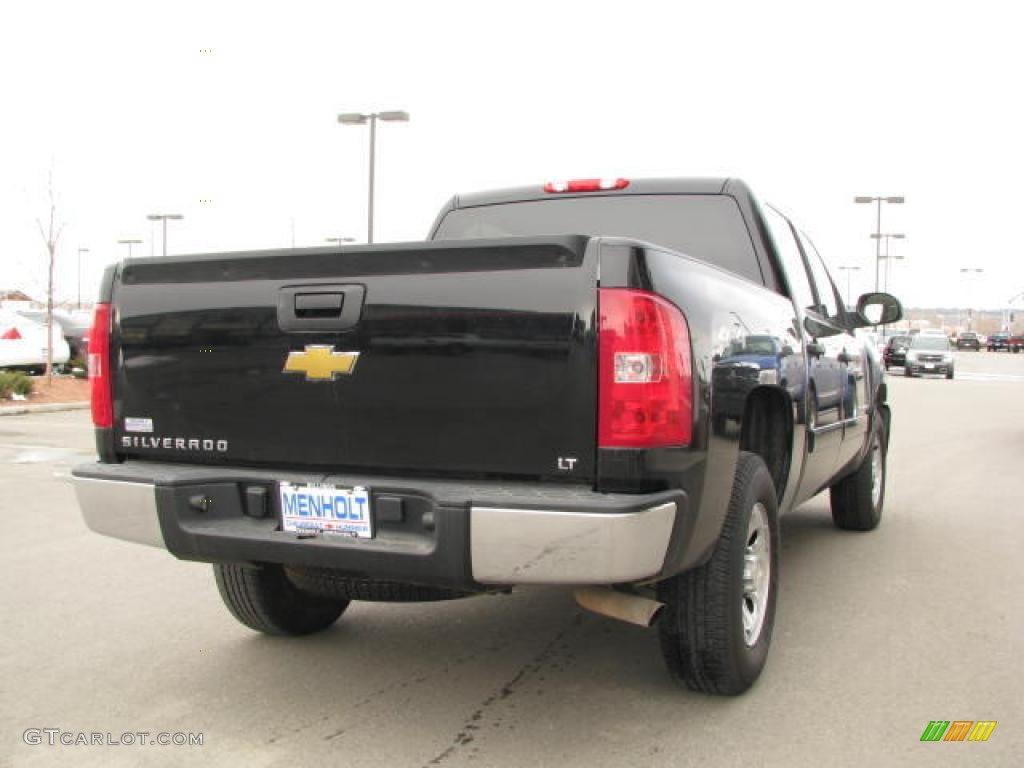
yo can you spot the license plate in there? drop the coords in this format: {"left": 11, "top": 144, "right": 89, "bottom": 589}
{"left": 279, "top": 483, "right": 372, "bottom": 538}
{"left": 925, "top": 363, "right": 935, "bottom": 369}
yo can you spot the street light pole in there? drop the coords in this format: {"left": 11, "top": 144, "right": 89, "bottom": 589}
{"left": 117, "top": 238, "right": 143, "bottom": 259}
{"left": 1007, "top": 291, "right": 1024, "bottom": 332}
{"left": 338, "top": 110, "right": 409, "bottom": 244}
{"left": 76, "top": 247, "right": 89, "bottom": 310}
{"left": 959, "top": 267, "right": 984, "bottom": 332}
{"left": 874, "top": 199, "right": 881, "bottom": 291}
{"left": 368, "top": 114, "right": 377, "bottom": 245}
{"left": 837, "top": 265, "right": 861, "bottom": 308}
{"left": 855, "top": 196, "right": 905, "bottom": 292}
{"left": 885, "top": 254, "right": 905, "bottom": 294}
{"left": 869, "top": 233, "right": 905, "bottom": 293}
{"left": 146, "top": 214, "right": 184, "bottom": 257}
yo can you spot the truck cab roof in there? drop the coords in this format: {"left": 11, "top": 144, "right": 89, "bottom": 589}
{"left": 452, "top": 177, "right": 736, "bottom": 209}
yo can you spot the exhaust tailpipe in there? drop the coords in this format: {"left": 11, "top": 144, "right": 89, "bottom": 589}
{"left": 574, "top": 587, "right": 664, "bottom": 628}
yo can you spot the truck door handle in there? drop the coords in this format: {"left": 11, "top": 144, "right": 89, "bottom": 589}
{"left": 806, "top": 341, "right": 825, "bottom": 358}
{"left": 278, "top": 284, "right": 365, "bottom": 332}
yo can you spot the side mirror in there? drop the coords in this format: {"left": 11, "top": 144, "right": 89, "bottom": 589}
{"left": 853, "top": 292, "right": 902, "bottom": 327}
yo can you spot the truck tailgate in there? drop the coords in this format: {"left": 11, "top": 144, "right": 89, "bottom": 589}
{"left": 111, "top": 237, "right": 598, "bottom": 480}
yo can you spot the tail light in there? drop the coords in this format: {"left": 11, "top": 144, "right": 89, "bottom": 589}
{"left": 544, "top": 178, "right": 629, "bottom": 193}
{"left": 88, "top": 303, "right": 113, "bottom": 428}
{"left": 1, "top": 327, "right": 22, "bottom": 340}
{"left": 598, "top": 289, "right": 692, "bottom": 448}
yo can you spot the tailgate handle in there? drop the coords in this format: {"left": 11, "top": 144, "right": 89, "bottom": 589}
{"left": 278, "top": 284, "right": 365, "bottom": 332}
{"left": 295, "top": 292, "right": 343, "bottom": 317}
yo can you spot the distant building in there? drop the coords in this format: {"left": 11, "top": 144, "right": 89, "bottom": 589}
{"left": 0, "top": 290, "right": 42, "bottom": 311}
{"left": 1, "top": 290, "right": 35, "bottom": 302}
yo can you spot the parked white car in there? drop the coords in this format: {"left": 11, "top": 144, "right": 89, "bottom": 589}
{"left": 0, "top": 309, "right": 71, "bottom": 370}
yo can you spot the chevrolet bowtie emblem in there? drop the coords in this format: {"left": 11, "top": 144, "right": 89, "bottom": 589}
{"left": 283, "top": 346, "right": 360, "bottom": 381}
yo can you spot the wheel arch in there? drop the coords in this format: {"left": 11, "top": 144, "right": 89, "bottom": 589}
{"left": 738, "top": 385, "right": 794, "bottom": 504}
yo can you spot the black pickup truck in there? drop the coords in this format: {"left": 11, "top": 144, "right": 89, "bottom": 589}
{"left": 74, "top": 177, "right": 900, "bottom": 695}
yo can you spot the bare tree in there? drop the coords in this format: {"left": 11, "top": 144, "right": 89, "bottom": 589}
{"left": 35, "top": 170, "right": 63, "bottom": 383}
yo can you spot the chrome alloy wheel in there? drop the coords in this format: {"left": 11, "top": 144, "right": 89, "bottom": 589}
{"left": 741, "top": 502, "right": 771, "bottom": 647}
{"left": 870, "top": 439, "right": 883, "bottom": 509}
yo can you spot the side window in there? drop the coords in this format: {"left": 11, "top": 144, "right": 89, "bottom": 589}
{"left": 762, "top": 205, "right": 815, "bottom": 313}
{"left": 796, "top": 231, "right": 841, "bottom": 321}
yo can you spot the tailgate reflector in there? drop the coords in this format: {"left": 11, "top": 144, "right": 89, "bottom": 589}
{"left": 598, "top": 289, "right": 692, "bottom": 448}
{"left": 88, "top": 303, "right": 113, "bottom": 428}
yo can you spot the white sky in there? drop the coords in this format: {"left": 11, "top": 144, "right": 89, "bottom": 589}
{"left": 2, "top": 0, "right": 1022, "bottom": 311}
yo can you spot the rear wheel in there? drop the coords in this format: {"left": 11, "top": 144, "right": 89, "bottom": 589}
{"left": 657, "top": 452, "right": 779, "bottom": 695}
{"left": 214, "top": 563, "right": 349, "bottom": 636}
{"left": 946, "top": 368, "right": 954, "bottom": 380}
{"left": 904, "top": 367, "right": 914, "bottom": 377}
{"left": 830, "top": 418, "right": 886, "bottom": 531}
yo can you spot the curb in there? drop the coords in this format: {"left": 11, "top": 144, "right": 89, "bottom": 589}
{"left": 0, "top": 402, "right": 90, "bottom": 417}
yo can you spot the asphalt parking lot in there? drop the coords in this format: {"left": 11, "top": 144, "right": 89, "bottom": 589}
{"left": 2, "top": 350, "right": 1022, "bottom": 767}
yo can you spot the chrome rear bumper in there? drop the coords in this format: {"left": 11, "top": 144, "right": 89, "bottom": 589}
{"left": 74, "top": 476, "right": 163, "bottom": 548}
{"left": 72, "top": 461, "right": 686, "bottom": 587}
{"left": 470, "top": 503, "right": 676, "bottom": 584}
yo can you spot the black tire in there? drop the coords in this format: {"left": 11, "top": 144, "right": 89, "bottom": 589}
{"left": 904, "top": 367, "right": 914, "bottom": 377}
{"left": 830, "top": 417, "right": 886, "bottom": 531}
{"left": 657, "top": 452, "right": 779, "bottom": 695}
{"left": 946, "top": 369, "right": 954, "bottom": 380}
{"left": 214, "top": 563, "right": 349, "bottom": 636}
{"left": 284, "top": 567, "right": 470, "bottom": 602}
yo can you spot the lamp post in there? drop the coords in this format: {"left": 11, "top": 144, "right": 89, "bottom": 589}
{"left": 1007, "top": 291, "right": 1024, "bottom": 332}
{"left": 324, "top": 237, "right": 356, "bottom": 246}
{"left": 837, "top": 265, "right": 861, "bottom": 308}
{"left": 870, "top": 233, "right": 905, "bottom": 293}
{"left": 854, "top": 196, "right": 905, "bottom": 292}
{"left": 76, "top": 247, "right": 89, "bottom": 310}
{"left": 959, "top": 267, "right": 984, "bottom": 332}
{"left": 883, "top": 254, "right": 905, "bottom": 295}
{"left": 338, "top": 110, "right": 410, "bottom": 244}
{"left": 146, "top": 213, "right": 184, "bottom": 257}
{"left": 117, "top": 238, "right": 143, "bottom": 259}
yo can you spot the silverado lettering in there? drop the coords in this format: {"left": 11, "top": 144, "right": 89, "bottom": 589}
{"left": 119, "top": 436, "right": 228, "bottom": 452}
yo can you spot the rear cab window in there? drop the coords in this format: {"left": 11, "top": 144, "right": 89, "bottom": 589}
{"left": 434, "top": 195, "right": 766, "bottom": 286}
